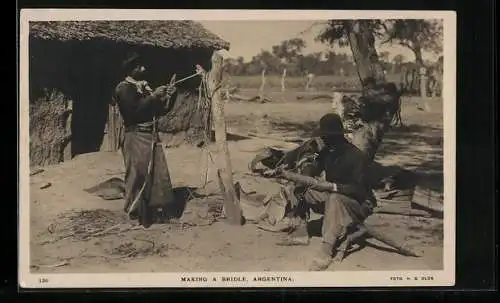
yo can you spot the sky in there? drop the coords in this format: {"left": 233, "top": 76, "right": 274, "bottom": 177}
{"left": 199, "top": 20, "right": 440, "bottom": 63}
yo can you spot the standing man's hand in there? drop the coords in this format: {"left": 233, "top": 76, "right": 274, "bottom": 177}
{"left": 166, "top": 84, "right": 177, "bottom": 97}
{"left": 152, "top": 85, "right": 168, "bottom": 98}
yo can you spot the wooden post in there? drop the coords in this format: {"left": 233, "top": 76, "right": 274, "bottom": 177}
{"left": 103, "top": 103, "right": 124, "bottom": 152}
{"left": 305, "top": 73, "right": 314, "bottom": 92}
{"left": 107, "top": 104, "right": 115, "bottom": 151}
{"left": 419, "top": 67, "right": 428, "bottom": 97}
{"left": 259, "top": 68, "right": 266, "bottom": 101}
{"left": 281, "top": 68, "right": 286, "bottom": 101}
{"left": 208, "top": 52, "right": 242, "bottom": 225}
{"left": 433, "top": 70, "right": 443, "bottom": 97}
{"left": 399, "top": 66, "right": 407, "bottom": 93}
{"left": 63, "top": 100, "right": 73, "bottom": 160}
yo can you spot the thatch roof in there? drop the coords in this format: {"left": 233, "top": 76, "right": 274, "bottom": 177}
{"left": 29, "top": 20, "right": 230, "bottom": 50}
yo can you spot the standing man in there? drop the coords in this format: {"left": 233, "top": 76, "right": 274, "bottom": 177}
{"left": 274, "top": 113, "right": 374, "bottom": 271}
{"left": 113, "top": 52, "right": 177, "bottom": 228}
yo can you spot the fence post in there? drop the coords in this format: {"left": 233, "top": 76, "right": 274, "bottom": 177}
{"left": 419, "top": 66, "right": 431, "bottom": 111}
{"left": 281, "top": 68, "right": 286, "bottom": 101}
{"left": 419, "top": 66, "right": 428, "bottom": 98}
{"left": 259, "top": 68, "right": 266, "bottom": 102}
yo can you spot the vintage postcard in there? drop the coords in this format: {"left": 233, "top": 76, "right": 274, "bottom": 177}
{"left": 18, "top": 9, "right": 456, "bottom": 288}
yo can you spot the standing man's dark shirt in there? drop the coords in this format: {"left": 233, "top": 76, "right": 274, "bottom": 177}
{"left": 114, "top": 80, "right": 162, "bottom": 127}
{"left": 113, "top": 76, "right": 174, "bottom": 227}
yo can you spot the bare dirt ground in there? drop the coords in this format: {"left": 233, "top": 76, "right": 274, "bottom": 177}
{"left": 29, "top": 93, "right": 444, "bottom": 273}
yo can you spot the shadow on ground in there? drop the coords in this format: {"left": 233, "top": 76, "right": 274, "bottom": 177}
{"left": 162, "top": 186, "right": 221, "bottom": 219}
{"left": 268, "top": 120, "right": 318, "bottom": 138}
{"left": 257, "top": 121, "right": 444, "bottom": 193}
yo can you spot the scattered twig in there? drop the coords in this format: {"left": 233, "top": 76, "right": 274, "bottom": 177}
{"left": 38, "top": 233, "right": 75, "bottom": 245}
{"left": 81, "top": 223, "right": 122, "bottom": 239}
{"left": 30, "top": 168, "right": 45, "bottom": 176}
{"left": 38, "top": 223, "right": 144, "bottom": 245}
{"left": 31, "top": 260, "right": 70, "bottom": 269}
{"left": 80, "top": 252, "right": 137, "bottom": 260}
{"left": 373, "top": 206, "right": 431, "bottom": 218}
{"left": 40, "top": 182, "right": 52, "bottom": 189}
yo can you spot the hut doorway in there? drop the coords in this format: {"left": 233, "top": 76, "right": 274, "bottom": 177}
{"left": 70, "top": 87, "right": 110, "bottom": 157}
{"left": 67, "top": 42, "right": 119, "bottom": 157}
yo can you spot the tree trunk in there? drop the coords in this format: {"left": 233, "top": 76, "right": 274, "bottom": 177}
{"left": 338, "top": 20, "right": 400, "bottom": 160}
{"left": 207, "top": 51, "right": 242, "bottom": 225}
{"left": 412, "top": 43, "right": 424, "bottom": 67}
{"left": 346, "top": 20, "right": 386, "bottom": 86}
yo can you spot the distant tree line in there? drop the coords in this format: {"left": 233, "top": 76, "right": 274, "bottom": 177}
{"left": 224, "top": 19, "right": 444, "bottom": 78}
{"left": 224, "top": 38, "right": 440, "bottom": 78}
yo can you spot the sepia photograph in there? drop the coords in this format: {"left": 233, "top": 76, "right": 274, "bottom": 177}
{"left": 19, "top": 10, "right": 456, "bottom": 288}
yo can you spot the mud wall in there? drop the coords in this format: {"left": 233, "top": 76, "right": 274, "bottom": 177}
{"left": 29, "top": 89, "right": 72, "bottom": 167}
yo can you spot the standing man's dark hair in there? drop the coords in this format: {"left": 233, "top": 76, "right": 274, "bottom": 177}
{"left": 121, "top": 52, "right": 148, "bottom": 80}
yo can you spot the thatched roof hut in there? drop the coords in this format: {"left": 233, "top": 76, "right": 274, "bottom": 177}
{"left": 30, "top": 21, "right": 230, "bottom": 50}
{"left": 29, "top": 20, "right": 229, "bottom": 167}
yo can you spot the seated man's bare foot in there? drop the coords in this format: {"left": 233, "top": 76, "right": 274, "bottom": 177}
{"left": 276, "top": 215, "right": 309, "bottom": 246}
{"left": 332, "top": 249, "right": 346, "bottom": 264}
{"left": 308, "top": 250, "right": 333, "bottom": 271}
{"left": 332, "top": 238, "right": 351, "bottom": 264}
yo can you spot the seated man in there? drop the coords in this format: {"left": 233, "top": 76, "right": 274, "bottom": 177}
{"left": 274, "top": 113, "right": 375, "bottom": 271}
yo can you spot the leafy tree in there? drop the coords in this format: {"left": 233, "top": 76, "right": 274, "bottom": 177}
{"left": 256, "top": 50, "right": 282, "bottom": 74}
{"left": 317, "top": 19, "right": 443, "bottom": 67}
{"left": 316, "top": 20, "right": 386, "bottom": 47}
{"left": 300, "top": 52, "right": 322, "bottom": 75}
{"left": 381, "top": 19, "right": 443, "bottom": 66}
{"left": 271, "top": 38, "right": 307, "bottom": 63}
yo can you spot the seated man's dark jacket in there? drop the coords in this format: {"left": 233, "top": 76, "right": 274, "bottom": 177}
{"left": 309, "top": 139, "right": 371, "bottom": 203}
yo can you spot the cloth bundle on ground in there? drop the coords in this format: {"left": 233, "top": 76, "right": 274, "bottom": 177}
{"left": 235, "top": 183, "right": 296, "bottom": 232}
{"left": 249, "top": 137, "right": 324, "bottom": 173}
{"left": 84, "top": 177, "right": 126, "bottom": 200}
